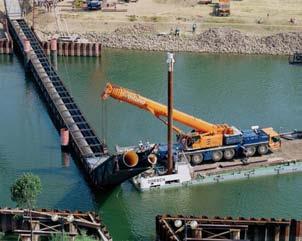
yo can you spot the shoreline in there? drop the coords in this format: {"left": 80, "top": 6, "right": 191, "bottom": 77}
{"left": 2, "top": 0, "right": 302, "bottom": 56}
{"left": 37, "top": 24, "right": 302, "bottom": 56}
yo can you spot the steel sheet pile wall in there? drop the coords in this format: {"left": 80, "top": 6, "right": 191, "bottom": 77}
{"left": 0, "top": 17, "right": 14, "bottom": 54}
{"left": 7, "top": 18, "right": 113, "bottom": 189}
{"left": 41, "top": 41, "right": 101, "bottom": 57}
{"left": 156, "top": 215, "right": 302, "bottom": 241}
{"left": 0, "top": 37, "right": 13, "bottom": 54}
{"left": 7, "top": 16, "right": 151, "bottom": 190}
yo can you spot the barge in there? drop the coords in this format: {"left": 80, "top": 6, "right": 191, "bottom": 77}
{"left": 131, "top": 136, "right": 302, "bottom": 191}
{"left": 100, "top": 52, "right": 302, "bottom": 192}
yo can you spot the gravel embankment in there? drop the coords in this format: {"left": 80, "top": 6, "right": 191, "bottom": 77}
{"left": 40, "top": 24, "right": 302, "bottom": 55}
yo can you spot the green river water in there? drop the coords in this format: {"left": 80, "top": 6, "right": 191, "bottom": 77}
{"left": 1, "top": 50, "right": 302, "bottom": 241}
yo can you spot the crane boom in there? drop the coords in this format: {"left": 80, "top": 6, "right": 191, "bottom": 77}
{"left": 101, "top": 83, "right": 233, "bottom": 134}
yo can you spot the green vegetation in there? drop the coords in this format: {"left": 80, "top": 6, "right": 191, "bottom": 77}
{"left": 10, "top": 173, "right": 42, "bottom": 209}
{"left": 141, "top": 15, "right": 163, "bottom": 22}
{"left": 50, "top": 233, "right": 97, "bottom": 241}
{"left": 128, "top": 15, "right": 137, "bottom": 21}
{"left": 74, "top": 0, "right": 85, "bottom": 8}
{"left": 50, "top": 234, "right": 69, "bottom": 241}
{"left": 75, "top": 234, "right": 98, "bottom": 241}
{"left": 150, "top": 16, "right": 160, "bottom": 22}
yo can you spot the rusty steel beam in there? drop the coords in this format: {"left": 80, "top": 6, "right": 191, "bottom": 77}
{"left": 159, "top": 216, "right": 291, "bottom": 225}
{"left": 14, "top": 230, "right": 78, "bottom": 236}
{"left": 156, "top": 215, "right": 295, "bottom": 241}
{"left": 0, "top": 208, "right": 112, "bottom": 241}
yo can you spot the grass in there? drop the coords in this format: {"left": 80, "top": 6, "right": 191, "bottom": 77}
{"left": 73, "top": 0, "right": 85, "bottom": 8}
{"left": 203, "top": 16, "right": 245, "bottom": 24}
{"left": 141, "top": 16, "right": 163, "bottom": 22}
{"left": 50, "top": 233, "right": 98, "bottom": 241}
{"left": 128, "top": 15, "right": 137, "bottom": 21}
{"left": 0, "top": 234, "right": 19, "bottom": 241}
{"left": 150, "top": 16, "right": 160, "bottom": 22}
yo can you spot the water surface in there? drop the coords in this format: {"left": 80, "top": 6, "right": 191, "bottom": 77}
{"left": 1, "top": 50, "right": 302, "bottom": 241}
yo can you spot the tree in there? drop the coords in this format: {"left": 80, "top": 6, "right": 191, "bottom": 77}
{"left": 10, "top": 173, "right": 42, "bottom": 209}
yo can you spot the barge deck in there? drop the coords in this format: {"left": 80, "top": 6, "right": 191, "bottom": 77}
{"left": 192, "top": 138, "right": 302, "bottom": 182}
{"left": 133, "top": 138, "right": 302, "bottom": 191}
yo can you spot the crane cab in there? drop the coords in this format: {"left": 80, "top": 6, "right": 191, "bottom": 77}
{"left": 177, "top": 132, "right": 223, "bottom": 150}
{"left": 191, "top": 133, "right": 223, "bottom": 149}
{"left": 262, "top": 127, "right": 281, "bottom": 151}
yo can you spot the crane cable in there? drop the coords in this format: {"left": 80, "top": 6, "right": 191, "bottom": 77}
{"left": 101, "top": 100, "right": 108, "bottom": 145}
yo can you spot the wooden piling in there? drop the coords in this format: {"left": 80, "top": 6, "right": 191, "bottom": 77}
{"left": 76, "top": 42, "right": 81, "bottom": 56}
{"left": 70, "top": 42, "right": 75, "bottom": 56}
{"left": 156, "top": 215, "right": 296, "bottom": 241}
{"left": 0, "top": 40, "right": 3, "bottom": 54}
{"left": 50, "top": 38, "right": 58, "bottom": 70}
{"left": 20, "top": 234, "right": 31, "bottom": 241}
{"left": 40, "top": 40, "right": 101, "bottom": 57}
{"left": 63, "top": 42, "right": 69, "bottom": 56}
{"left": 295, "top": 221, "right": 302, "bottom": 241}
{"left": 275, "top": 226, "right": 281, "bottom": 241}
{"left": 285, "top": 225, "right": 290, "bottom": 241}
{"left": 58, "top": 41, "right": 63, "bottom": 56}
{"left": 0, "top": 208, "right": 112, "bottom": 241}
{"left": 30, "top": 220, "right": 40, "bottom": 241}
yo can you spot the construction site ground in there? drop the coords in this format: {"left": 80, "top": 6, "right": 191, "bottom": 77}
{"left": 1, "top": 0, "right": 302, "bottom": 37}
{"left": 192, "top": 138, "right": 302, "bottom": 177}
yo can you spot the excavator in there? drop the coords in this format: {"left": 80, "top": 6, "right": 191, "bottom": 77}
{"left": 101, "top": 83, "right": 281, "bottom": 165}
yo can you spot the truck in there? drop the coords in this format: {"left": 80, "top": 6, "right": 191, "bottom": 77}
{"left": 213, "top": 0, "right": 230, "bottom": 16}
{"left": 86, "top": 0, "right": 101, "bottom": 10}
{"left": 101, "top": 83, "right": 281, "bottom": 165}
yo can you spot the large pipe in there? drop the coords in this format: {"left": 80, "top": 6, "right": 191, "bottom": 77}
{"left": 167, "top": 52, "right": 175, "bottom": 175}
{"left": 123, "top": 150, "right": 139, "bottom": 167}
{"left": 23, "top": 38, "right": 31, "bottom": 68}
{"left": 60, "top": 128, "right": 70, "bottom": 149}
{"left": 147, "top": 154, "right": 158, "bottom": 165}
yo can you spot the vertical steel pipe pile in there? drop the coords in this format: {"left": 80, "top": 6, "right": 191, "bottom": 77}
{"left": 167, "top": 52, "right": 175, "bottom": 175}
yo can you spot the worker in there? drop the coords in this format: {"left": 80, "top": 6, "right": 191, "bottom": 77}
{"left": 139, "top": 141, "right": 144, "bottom": 151}
{"left": 175, "top": 27, "right": 180, "bottom": 36}
{"left": 192, "top": 23, "right": 197, "bottom": 33}
{"left": 170, "top": 27, "right": 174, "bottom": 35}
{"left": 289, "top": 17, "right": 296, "bottom": 24}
